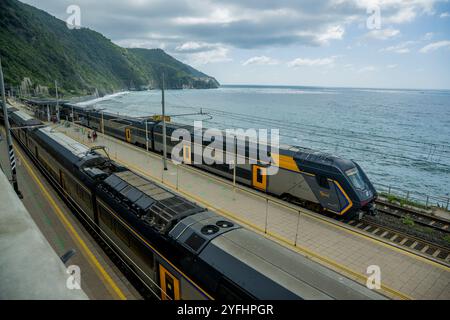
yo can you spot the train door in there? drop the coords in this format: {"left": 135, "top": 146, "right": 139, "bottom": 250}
{"left": 125, "top": 128, "right": 132, "bottom": 143}
{"left": 252, "top": 165, "right": 267, "bottom": 191}
{"left": 159, "top": 265, "right": 180, "bottom": 300}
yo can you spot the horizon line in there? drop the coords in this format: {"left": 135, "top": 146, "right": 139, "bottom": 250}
{"left": 220, "top": 84, "right": 450, "bottom": 92}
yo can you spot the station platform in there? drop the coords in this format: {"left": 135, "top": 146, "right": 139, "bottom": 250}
{"left": 51, "top": 121, "right": 450, "bottom": 300}
{"left": 0, "top": 166, "right": 87, "bottom": 299}
{"left": 0, "top": 127, "right": 141, "bottom": 300}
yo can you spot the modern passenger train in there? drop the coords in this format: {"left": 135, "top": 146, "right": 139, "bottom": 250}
{"left": 5, "top": 107, "right": 386, "bottom": 300}
{"left": 59, "top": 104, "right": 378, "bottom": 219}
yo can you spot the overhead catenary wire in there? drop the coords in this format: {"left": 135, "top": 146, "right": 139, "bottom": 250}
{"left": 160, "top": 95, "right": 450, "bottom": 165}
{"left": 88, "top": 90, "right": 450, "bottom": 168}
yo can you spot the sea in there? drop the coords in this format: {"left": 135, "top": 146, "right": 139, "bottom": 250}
{"left": 76, "top": 85, "right": 450, "bottom": 202}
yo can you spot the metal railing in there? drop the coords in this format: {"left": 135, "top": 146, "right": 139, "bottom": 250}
{"left": 374, "top": 182, "right": 449, "bottom": 211}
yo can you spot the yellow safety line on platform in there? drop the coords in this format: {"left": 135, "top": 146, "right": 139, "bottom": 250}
{"left": 15, "top": 146, "right": 127, "bottom": 300}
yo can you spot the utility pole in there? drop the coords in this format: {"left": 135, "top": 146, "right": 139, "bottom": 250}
{"left": 55, "top": 80, "right": 60, "bottom": 122}
{"left": 161, "top": 73, "right": 167, "bottom": 171}
{"left": 145, "top": 118, "right": 149, "bottom": 152}
{"left": 233, "top": 135, "right": 237, "bottom": 188}
{"left": 0, "top": 57, "right": 23, "bottom": 198}
{"left": 101, "top": 110, "right": 104, "bottom": 134}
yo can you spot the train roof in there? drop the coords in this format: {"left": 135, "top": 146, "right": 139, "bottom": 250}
{"left": 59, "top": 103, "right": 355, "bottom": 171}
{"left": 5, "top": 104, "right": 18, "bottom": 113}
{"left": 169, "top": 211, "right": 240, "bottom": 255}
{"left": 10, "top": 110, "right": 43, "bottom": 127}
{"left": 23, "top": 98, "right": 69, "bottom": 106}
{"left": 199, "top": 228, "right": 386, "bottom": 300}
{"left": 62, "top": 103, "right": 95, "bottom": 111}
{"left": 293, "top": 148, "right": 355, "bottom": 172}
{"left": 101, "top": 170, "right": 205, "bottom": 233}
{"left": 39, "top": 127, "right": 90, "bottom": 158}
{"left": 35, "top": 127, "right": 104, "bottom": 168}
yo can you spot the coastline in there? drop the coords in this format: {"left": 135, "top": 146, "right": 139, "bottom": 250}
{"left": 73, "top": 91, "right": 131, "bottom": 107}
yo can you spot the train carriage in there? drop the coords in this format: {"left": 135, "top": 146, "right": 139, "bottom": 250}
{"left": 8, "top": 109, "right": 386, "bottom": 300}
{"left": 61, "top": 104, "right": 377, "bottom": 219}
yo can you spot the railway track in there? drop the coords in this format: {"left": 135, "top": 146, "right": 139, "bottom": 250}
{"left": 376, "top": 199, "right": 450, "bottom": 234}
{"left": 345, "top": 217, "right": 450, "bottom": 266}
{"left": 13, "top": 134, "right": 156, "bottom": 300}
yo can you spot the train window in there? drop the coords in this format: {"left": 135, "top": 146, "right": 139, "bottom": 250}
{"left": 256, "top": 168, "right": 263, "bottom": 184}
{"left": 99, "top": 205, "right": 112, "bottom": 228}
{"left": 115, "top": 221, "right": 130, "bottom": 247}
{"left": 316, "top": 175, "right": 330, "bottom": 189}
{"left": 237, "top": 168, "right": 252, "bottom": 180}
{"left": 76, "top": 184, "right": 92, "bottom": 208}
{"left": 130, "top": 236, "right": 155, "bottom": 270}
{"left": 346, "top": 168, "right": 366, "bottom": 190}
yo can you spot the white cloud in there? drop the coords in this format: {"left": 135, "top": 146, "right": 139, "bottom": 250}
{"left": 440, "top": 12, "right": 450, "bottom": 18}
{"left": 172, "top": 8, "right": 239, "bottom": 25}
{"left": 242, "top": 56, "right": 279, "bottom": 66}
{"left": 186, "top": 47, "right": 232, "bottom": 65}
{"left": 380, "top": 41, "right": 416, "bottom": 54}
{"left": 384, "top": 6, "right": 417, "bottom": 24}
{"left": 387, "top": 64, "right": 398, "bottom": 69}
{"left": 288, "top": 56, "right": 336, "bottom": 67}
{"left": 174, "top": 41, "right": 232, "bottom": 65}
{"left": 20, "top": 0, "right": 444, "bottom": 52}
{"left": 175, "top": 41, "right": 218, "bottom": 53}
{"left": 317, "top": 25, "right": 345, "bottom": 44}
{"left": 365, "top": 28, "right": 400, "bottom": 40}
{"left": 419, "top": 40, "right": 450, "bottom": 53}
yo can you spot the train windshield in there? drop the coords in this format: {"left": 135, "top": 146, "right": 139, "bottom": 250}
{"left": 345, "top": 168, "right": 366, "bottom": 190}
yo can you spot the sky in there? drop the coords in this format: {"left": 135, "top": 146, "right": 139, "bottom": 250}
{"left": 21, "top": 0, "right": 450, "bottom": 89}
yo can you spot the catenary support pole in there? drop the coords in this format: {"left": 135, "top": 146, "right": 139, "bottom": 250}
{"left": 162, "top": 73, "right": 167, "bottom": 171}
{"left": 0, "top": 57, "right": 23, "bottom": 198}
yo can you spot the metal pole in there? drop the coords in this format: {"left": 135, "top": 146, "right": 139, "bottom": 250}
{"left": 145, "top": 119, "right": 149, "bottom": 152}
{"left": 232, "top": 135, "right": 237, "bottom": 200}
{"left": 0, "top": 57, "right": 22, "bottom": 198}
{"left": 72, "top": 105, "right": 74, "bottom": 124}
{"left": 47, "top": 104, "right": 50, "bottom": 122}
{"left": 233, "top": 135, "right": 237, "bottom": 187}
{"left": 101, "top": 110, "right": 104, "bottom": 134}
{"left": 176, "top": 164, "right": 179, "bottom": 190}
{"left": 162, "top": 73, "right": 167, "bottom": 171}
{"left": 55, "top": 80, "right": 60, "bottom": 122}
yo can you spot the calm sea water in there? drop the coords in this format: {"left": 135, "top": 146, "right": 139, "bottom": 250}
{"left": 77, "top": 85, "right": 450, "bottom": 199}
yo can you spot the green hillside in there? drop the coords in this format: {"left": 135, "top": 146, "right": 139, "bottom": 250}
{"left": 0, "top": 0, "right": 219, "bottom": 96}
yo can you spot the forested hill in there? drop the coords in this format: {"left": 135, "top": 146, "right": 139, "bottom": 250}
{"left": 0, "top": 0, "right": 220, "bottom": 96}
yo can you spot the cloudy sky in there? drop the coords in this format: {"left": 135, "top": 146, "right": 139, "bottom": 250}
{"left": 22, "top": 0, "right": 450, "bottom": 89}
